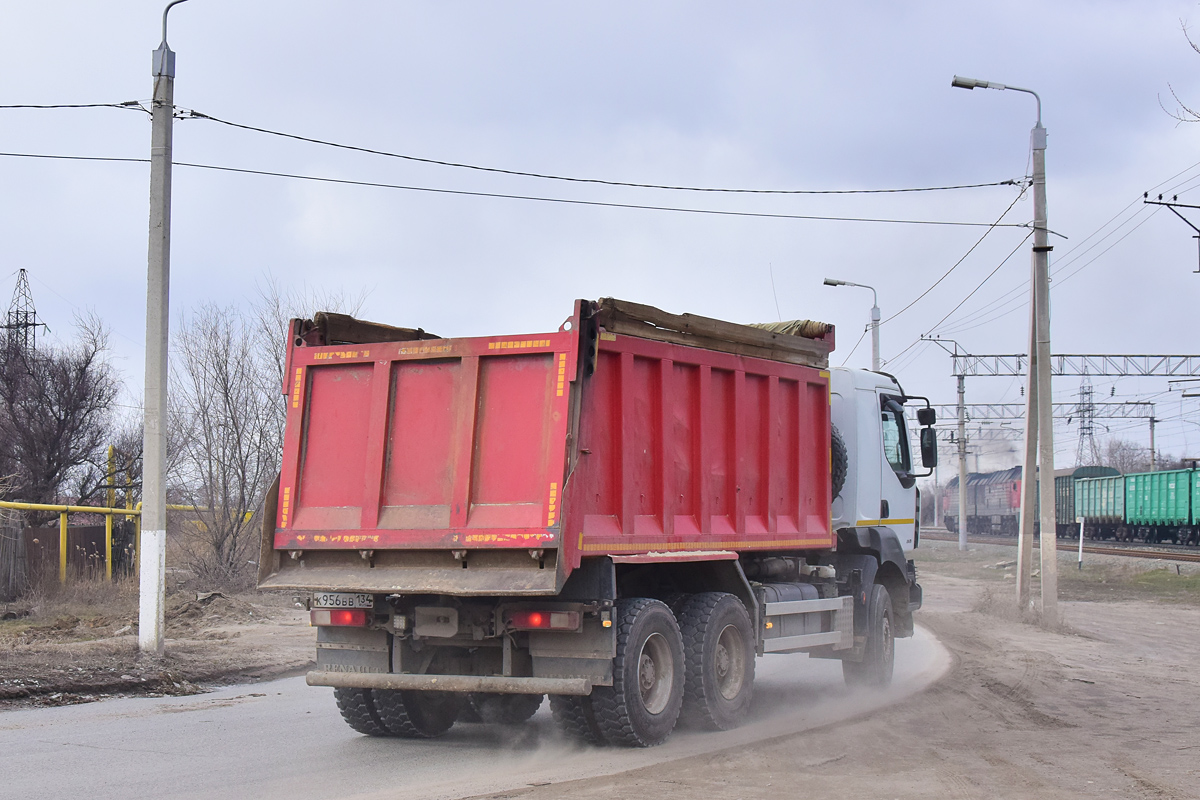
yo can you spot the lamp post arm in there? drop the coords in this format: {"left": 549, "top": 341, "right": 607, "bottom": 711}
{"left": 161, "top": 0, "right": 191, "bottom": 46}
{"left": 1002, "top": 85, "right": 1042, "bottom": 128}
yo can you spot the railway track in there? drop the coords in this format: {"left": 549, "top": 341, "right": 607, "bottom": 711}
{"left": 921, "top": 531, "right": 1200, "bottom": 564}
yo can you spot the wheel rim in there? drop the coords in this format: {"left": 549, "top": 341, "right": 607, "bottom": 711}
{"left": 714, "top": 623, "right": 747, "bottom": 701}
{"left": 637, "top": 632, "right": 675, "bottom": 715}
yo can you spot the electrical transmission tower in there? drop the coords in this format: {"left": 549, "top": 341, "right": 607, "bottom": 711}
{"left": 3, "top": 269, "right": 43, "bottom": 358}
{"left": 1074, "top": 373, "right": 1101, "bottom": 467}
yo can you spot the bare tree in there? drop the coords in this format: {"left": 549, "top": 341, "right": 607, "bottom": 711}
{"left": 0, "top": 313, "right": 120, "bottom": 518}
{"left": 1162, "top": 23, "right": 1200, "bottom": 122}
{"left": 169, "top": 303, "right": 283, "bottom": 585}
{"left": 167, "top": 283, "right": 363, "bottom": 586}
{"left": 1100, "top": 437, "right": 1184, "bottom": 474}
{"left": 1102, "top": 439, "right": 1144, "bottom": 474}
{"left": 251, "top": 275, "right": 366, "bottom": 411}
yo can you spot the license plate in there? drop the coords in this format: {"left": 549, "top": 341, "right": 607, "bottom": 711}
{"left": 312, "top": 592, "right": 374, "bottom": 609}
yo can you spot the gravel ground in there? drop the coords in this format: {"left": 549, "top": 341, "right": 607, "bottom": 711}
{"left": 466, "top": 539, "right": 1200, "bottom": 799}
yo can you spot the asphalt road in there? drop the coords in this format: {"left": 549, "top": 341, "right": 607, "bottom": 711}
{"left": 0, "top": 627, "right": 948, "bottom": 800}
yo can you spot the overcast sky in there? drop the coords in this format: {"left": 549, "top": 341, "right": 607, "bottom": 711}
{"left": 3, "top": 1, "right": 1200, "bottom": 470}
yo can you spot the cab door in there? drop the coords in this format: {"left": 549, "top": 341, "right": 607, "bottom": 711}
{"left": 879, "top": 393, "right": 917, "bottom": 549}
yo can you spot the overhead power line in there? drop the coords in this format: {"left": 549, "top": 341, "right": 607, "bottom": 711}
{"left": 0, "top": 102, "right": 1028, "bottom": 196}
{"left": 878, "top": 189, "right": 1028, "bottom": 330}
{"left": 926, "top": 158, "right": 1200, "bottom": 338}
{"left": 182, "top": 108, "right": 1024, "bottom": 196}
{"left": 0, "top": 102, "right": 146, "bottom": 111}
{"left": 0, "top": 151, "right": 1035, "bottom": 229}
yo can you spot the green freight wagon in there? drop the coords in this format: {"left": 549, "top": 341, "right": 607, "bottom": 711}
{"left": 1190, "top": 472, "right": 1200, "bottom": 545}
{"left": 1074, "top": 473, "right": 1124, "bottom": 540}
{"left": 1124, "top": 469, "right": 1193, "bottom": 544}
{"left": 1054, "top": 466, "right": 1118, "bottom": 538}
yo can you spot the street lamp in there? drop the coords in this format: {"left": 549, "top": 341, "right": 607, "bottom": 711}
{"left": 141, "top": 0, "right": 190, "bottom": 655}
{"left": 823, "top": 278, "right": 880, "bottom": 371}
{"left": 951, "top": 73, "right": 1056, "bottom": 623}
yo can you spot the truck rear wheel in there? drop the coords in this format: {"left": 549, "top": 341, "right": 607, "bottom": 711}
{"left": 842, "top": 584, "right": 894, "bottom": 689}
{"left": 590, "top": 598, "right": 685, "bottom": 747}
{"left": 373, "top": 689, "right": 464, "bottom": 738}
{"left": 678, "top": 592, "right": 754, "bottom": 730}
{"left": 468, "top": 692, "right": 544, "bottom": 724}
{"left": 333, "top": 687, "right": 392, "bottom": 737}
{"left": 549, "top": 695, "right": 606, "bottom": 745}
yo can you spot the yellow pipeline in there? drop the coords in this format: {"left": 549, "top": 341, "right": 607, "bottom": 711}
{"left": 168, "top": 504, "right": 254, "bottom": 522}
{"left": 0, "top": 500, "right": 142, "bottom": 584}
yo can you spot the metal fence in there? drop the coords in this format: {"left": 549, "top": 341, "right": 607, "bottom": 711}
{"left": 0, "top": 524, "right": 26, "bottom": 601}
{"left": 0, "top": 501, "right": 142, "bottom": 585}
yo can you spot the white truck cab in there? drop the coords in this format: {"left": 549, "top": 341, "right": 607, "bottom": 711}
{"left": 823, "top": 366, "right": 937, "bottom": 654}
{"left": 830, "top": 367, "right": 925, "bottom": 550}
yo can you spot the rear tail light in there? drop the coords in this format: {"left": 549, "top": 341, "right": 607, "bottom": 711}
{"left": 310, "top": 608, "right": 370, "bottom": 627}
{"left": 507, "top": 610, "right": 580, "bottom": 631}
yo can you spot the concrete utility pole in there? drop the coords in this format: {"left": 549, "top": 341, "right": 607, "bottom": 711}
{"left": 870, "top": 302, "right": 880, "bottom": 372}
{"left": 1149, "top": 416, "right": 1157, "bottom": 472}
{"left": 823, "top": 278, "right": 881, "bottom": 371}
{"left": 1015, "top": 290, "right": 1039, "bottom": 610}
{"left": 956, "top": 374, "right": 968, "bottom": 550}
{"left": 1029, "top": 97, "right": 1058, "bottom": 626}
{"left": 953, "top": 75, "right": 1056, "bottom": 623}
{"left": 141, "top": 0, "right": 189, "bottom": 655}
{"left": 922, "top": 337, "right": 969, "bottom": 548}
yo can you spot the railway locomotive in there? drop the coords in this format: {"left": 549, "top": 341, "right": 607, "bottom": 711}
{"left": 943, "top": 465, "right": 1200, "bottom": 545}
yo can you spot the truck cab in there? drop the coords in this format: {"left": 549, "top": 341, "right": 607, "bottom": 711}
{"left": 828, "top": 366, "right": 934, "bottom": 644}
{"left": 831, "top": 367, "right": 920, "bottom": 548}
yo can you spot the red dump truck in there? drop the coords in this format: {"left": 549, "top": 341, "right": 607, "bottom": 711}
{"left": 258, "top": 298, "right": 937, "bottom": 746}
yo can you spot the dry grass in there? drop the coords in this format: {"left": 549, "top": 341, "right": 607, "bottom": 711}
{"left": 0, "top": 577, "right": 139, "bottom": 643}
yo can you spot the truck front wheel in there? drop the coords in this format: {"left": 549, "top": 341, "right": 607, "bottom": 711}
{"left": 842, "top": 584, "right": 895, "bottom": 688}
{"left": 591, "top": 598, "right": 685, "bottom": 747}
{"left": 678, "top": 592, "right": 755, "bottom": 730}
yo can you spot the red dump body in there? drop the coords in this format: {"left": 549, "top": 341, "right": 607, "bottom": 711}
{"left": 272, "top": 301, "right": 833, "bottom": 582}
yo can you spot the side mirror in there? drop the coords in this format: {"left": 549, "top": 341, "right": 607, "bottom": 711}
{"left": 920, "top": 427, "right": 938, "bottom": 469}
{"left": 917, "top": 407, "right": 937, "bottom": 426}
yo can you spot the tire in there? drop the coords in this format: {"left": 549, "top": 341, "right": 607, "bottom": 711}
{"left": 372, "top": 689, "right": 464, "bottom": 738}
{"left": 590, "top": 598, "right": 685, "bottom": 747}
{"left": 677, "top": 593, "right": 755, "bottom": 731}
{"left": 842, "top": 584, "right": 895, "bottom": 689}
{"left": 549, "top": 694, "right": 606, "bottom": 745}
{"left": 468, "top": 693, "right": 544, "bottom": 724}
{"left": 831, "top": 424, "right": 848, "bottom": 501}
{"left": 333, "top": 687, "right": 392, "bottom": 737}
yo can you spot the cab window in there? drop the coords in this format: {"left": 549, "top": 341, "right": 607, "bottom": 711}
{"left": 881, "top": 397, "right": 912, "bottom": 476}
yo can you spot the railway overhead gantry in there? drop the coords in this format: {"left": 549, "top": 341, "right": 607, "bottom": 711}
{"left": 927, "top": 347, "right": 1200, "bottom": 577}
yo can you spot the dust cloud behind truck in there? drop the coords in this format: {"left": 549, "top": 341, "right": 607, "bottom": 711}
{"left": 258, "top": 297, "right": 937, "bottom": 746}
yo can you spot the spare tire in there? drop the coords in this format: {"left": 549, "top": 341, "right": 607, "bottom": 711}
{"left": 831, "top": 424, "right": 848, "bottom": 500}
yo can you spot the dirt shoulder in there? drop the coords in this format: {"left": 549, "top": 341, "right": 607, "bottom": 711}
{"left": 0, "top": 586, "right": 313, "bottom": 708}
{"left": 471, "top": 540, "right": 1200, "bottom": 800}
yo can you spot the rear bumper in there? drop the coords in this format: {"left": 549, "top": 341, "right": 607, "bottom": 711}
{"left": 306, "top": 670, "right": 592, "bottom": 696}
